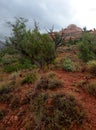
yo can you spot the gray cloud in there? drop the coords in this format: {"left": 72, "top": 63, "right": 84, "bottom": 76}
{"left": 0, "top": 0, "right": 76, "bottom": 40}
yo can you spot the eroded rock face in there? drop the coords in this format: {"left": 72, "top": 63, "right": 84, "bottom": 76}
{"left": 60, "top": 24, "right": 82, "bottom": 41}
{"left": 67, "top": 24, "right": 82, "bottom": 32}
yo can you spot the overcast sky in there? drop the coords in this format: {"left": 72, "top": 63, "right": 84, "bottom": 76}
{"left": 0, "top": 0, "right": 96, "bottom": 40}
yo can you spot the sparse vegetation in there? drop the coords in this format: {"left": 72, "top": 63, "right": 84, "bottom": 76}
{"left": 87, "top": 60, "right": 96, "bottom": 75}
{"left": 0, "top": 82, "right": 14, "bottom": 103}
{"left": 87, "top": 82, "right": 96, "bottom": 98}
{"left": 3, "top": 58, "right": 37, "bottom": 73}
{"left": 10, "top": 96, "right": 20, "bottom": 109}
{"left": 35, "top": 74, "right": 62, "bottom": 90}
{"left": 1, "top": 18, "right": 96, "bottom": 130}
{"left": 0, "top": 93, "right": 13, "bottom": 103}
{"left": 62, "top": 58, "right": 75, "bottom": 72}
{"left": 0, "top": 84, "right": 13, "bottom": 95}
{"left": 22, "top": 73, "right": 37, "bottom": 84}
{"left": 30, "top": 92, "right": 86, "bottom": 130}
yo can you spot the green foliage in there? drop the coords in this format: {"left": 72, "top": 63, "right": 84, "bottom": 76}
{"left": 3, "top": 63, "right": 21, "bottom": 73}
{"left": 52, "top": 59, "right": 61, "bottom": 68}
{"left": 22, "top": 73, "right": 37, "bottom": 84}
{"left": 6, "top": 18, "right": 55, "bottom": 68}
{"left": 62, "top": 58, "right": 75, "bottom": 72}
{"left": 30, "top": 93, "right": 86, "bottom": 130}
{"left": 68, "top": 37, "right": 74, "bottom": 45}
{"left": 78, "top": 31, "right": 96, "bottom": 62}
{"left": 87, "top": 82, "right": 96, "bottom": 98}
{"left": 78, "top": 42, "right": 95, "bottom": 62}
{"left": 0, "top": 53, "right": 18, "bottom": 69}
{"left": 87, "top": 60, "right": 96, "bottom": 75}
{"left": 3, "top": 58, "right": 36, "bottom": 73}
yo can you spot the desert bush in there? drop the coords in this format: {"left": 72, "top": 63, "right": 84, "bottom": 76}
{"left": 47, "top": 71, "right": 57, "bottom": 78}
{"left": 52, "top": 59, "right": 61, "bottom": 68}
{"left": 30, "top": 93, "right": 86, "bottom": 130}
{"left": 22, "top": 73, "right": 37, "bottom": 84}
{"left": 24, "top": 120, "right": 35, "bottom": 130}
{"left": 0, "top": 84, "right": 13, "bottom": 95}
{"left": 10, "top": 96, "right": 20, "bottom": 109}
{"left": 3, "top": 62, "right": 36, "bottom": 73}
{"left": 21, "top": 95, "right": 30, "bottom": 105}
{"left": 1, "top": 54, "right": 18, "bottom": 65}
{"left": 0, "top": 83, "right": 14, "bottom": 103}
{"left": 0, "top": 109, "right": 8, "bottom": 120}
{"left": 87, "top": 82, "right": 96, "bottom": 98}
{"left": 87, "top": 60, "right": 96, "bottom": 75}
{"left": 62, "top": 58, "right": 75, "bottom": 72}
{"left": 3, "top": 63, "right": 21, "bottom": 73}
{"left": 0, "top": 94, "right": 13, "bottom": 103}
{"left": 3, "top": 60, "right": 36, "bottom": 73}
{"left": 35, "top": 75, "right": 62, "bottom": 90}
{"left": 19, "top": 58, "right": 37, "bottom": 69}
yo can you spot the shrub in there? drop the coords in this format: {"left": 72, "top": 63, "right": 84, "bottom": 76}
{"left": 52, "top": 59, "right": 61, "bottom": 68}
{"left": 0, "top": 83, "right": 14, "bottom": 103}
{"left": 10, "top": 96, "right": 20, "bottom": 109}
{"left": 78, "top": 42, "right": 95, "bottom": 62}
{"left": 1, "top": 55, "right": 18, "bottom": 65}
{"left": 30, "top": 93, "right": 86, "bottom": 130}
{"left": 0, "top": 94, "right": 13, "bottom": 103}
{"left": 0, "top": 109, "right": 8, "bottom": 120}
{"left": 22, "top": 73, "right": 37, "bottom": 84}
{"left": 0, "top": 84, "right": 13, "bottom": 95}
{"left": 62, "top": 58, "right": 75, "bottom": 72}
{"left": 3, "top": 61, "right": 36, "bottom": 73}
{"left": 35, "top": 75, "right": 62, "bottom": 90}
{"left": 47, "top": 71, "right": 57, "bottom": 78}
{"left": 19, "top": 58, "right": 37, "bottom": 70}
{"left": 3, "top": 63, "right": 21, "bottom": 73}
{"left": 78, "top": 32, "right": 96, "bottom": 62}
{"left": 87, "top": 82, "right": 96, "bottom": 98}
{"left": 48, "top": 79, "right": 62, "bottom": 90}
{"left": 87, "top": 60, "right": 96, "bottom": 75}
{"left": 21, "top": 95, "right": 30, "bottom": 105}
{"left": 24, "top": 120, "right": 35, "bottom": 130}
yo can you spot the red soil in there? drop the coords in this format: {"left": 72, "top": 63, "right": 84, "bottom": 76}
{"left": 55, "top": 70, "right": 96, "bottom": 130}
{"left": 0, "top": 70, "right": 96, "bottom": 130}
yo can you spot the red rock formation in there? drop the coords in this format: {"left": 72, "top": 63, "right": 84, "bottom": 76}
{"left": 60, "top": 24, "right": 82, "bottom": 41}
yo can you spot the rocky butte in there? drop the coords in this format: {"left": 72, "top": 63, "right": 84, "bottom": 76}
{"left": 59, "top": 24, "right": 82, "bottom": 41}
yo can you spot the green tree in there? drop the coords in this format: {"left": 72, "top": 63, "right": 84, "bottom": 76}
{"left": 78, "top": 31, "right": 96, "bottom": 62}
{"left": 6, "top": 18, "right": 55, "bottom": 68}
